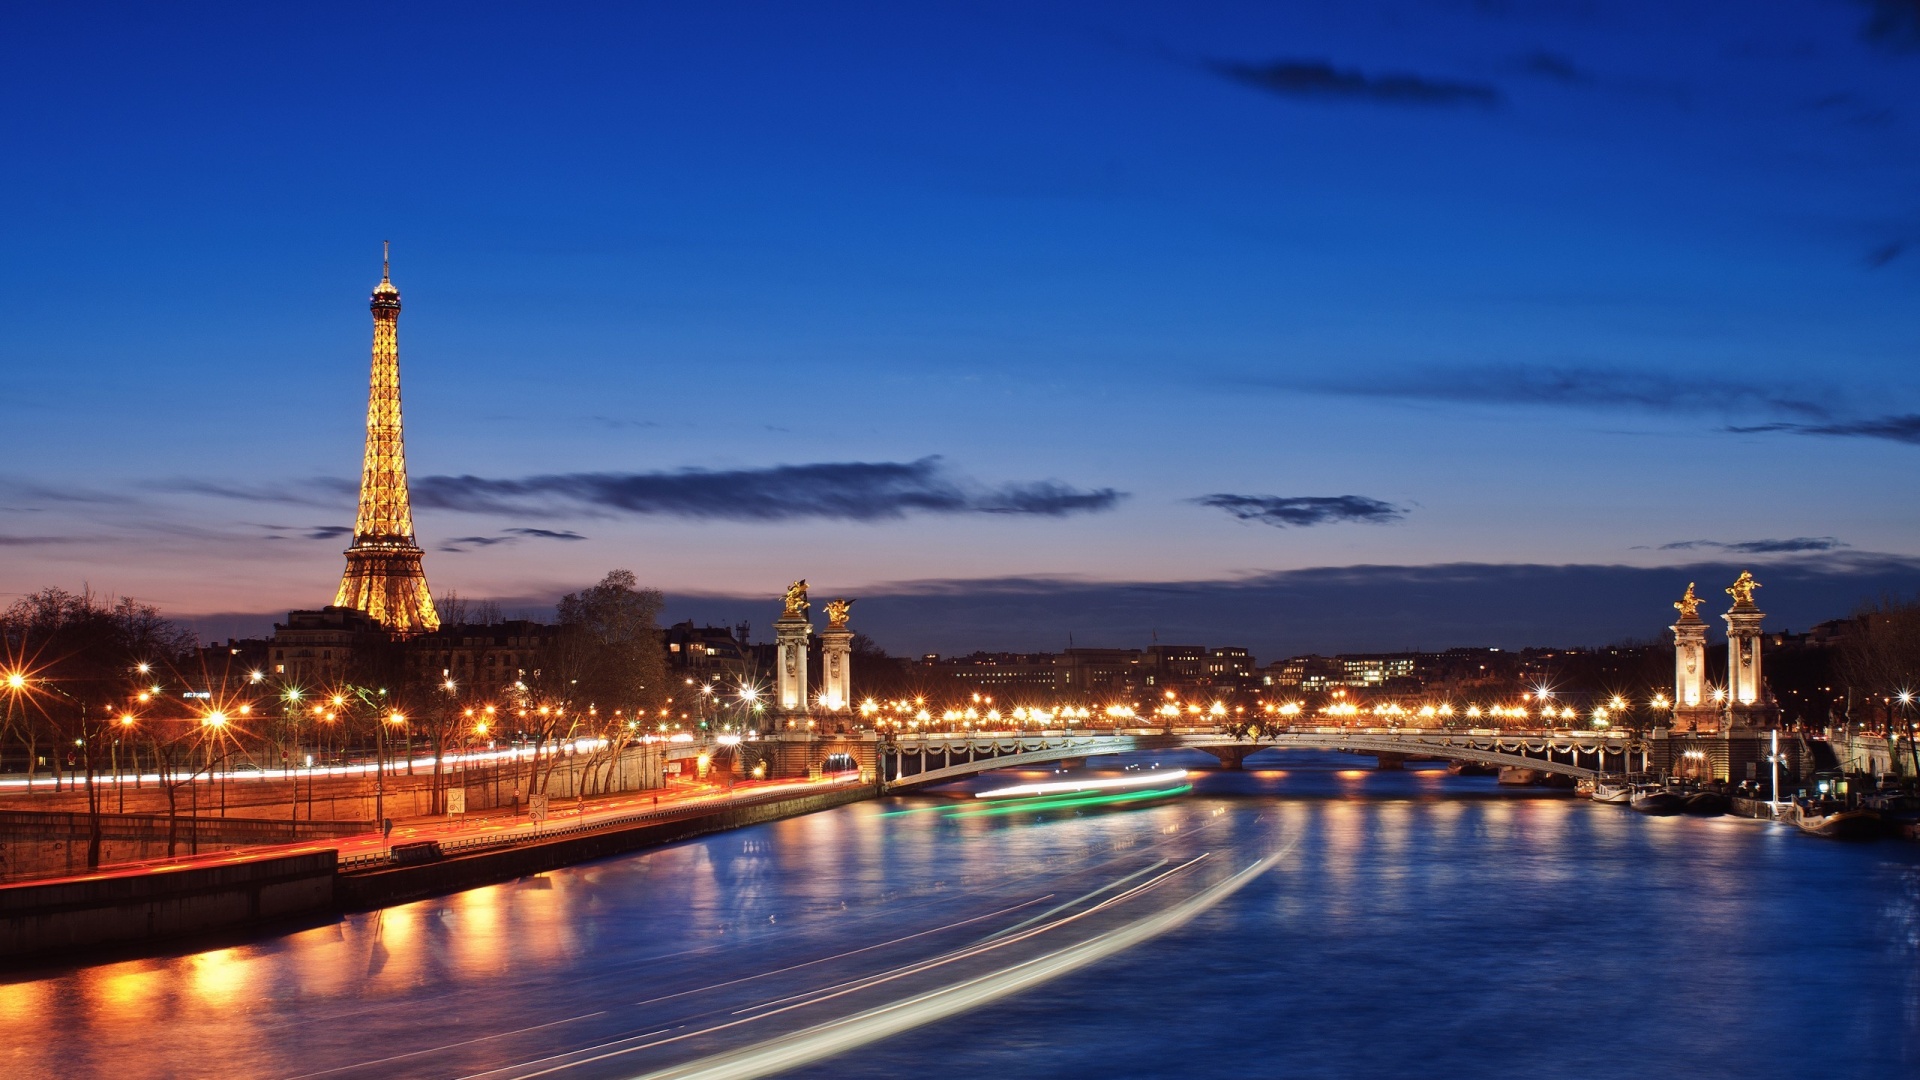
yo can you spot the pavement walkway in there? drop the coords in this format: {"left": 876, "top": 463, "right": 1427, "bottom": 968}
{"left": 2, "top": 774, "right": 858, "bottom": 889}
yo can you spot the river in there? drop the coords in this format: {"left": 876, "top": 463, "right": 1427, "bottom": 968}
{"left": 4, "top": 750, "right": 1917, "bottom": 1078}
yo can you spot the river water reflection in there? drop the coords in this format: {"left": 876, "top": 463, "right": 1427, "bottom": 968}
{"left": 4, "top": 750, "right": 1917, "bottom": 1078}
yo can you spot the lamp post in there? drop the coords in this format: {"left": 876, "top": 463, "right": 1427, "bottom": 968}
{"left": 1647, "top": 694, "right": 1671, "bottom": 775}
{"left": 114, "top": 711, "right": 137, "bottom": 813}
{"left": 1899, "top": 691, "right": 1919, "bottom": 785}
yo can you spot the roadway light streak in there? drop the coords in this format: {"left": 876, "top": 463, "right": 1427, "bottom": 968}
{"left": 620, "top": 854, "right": 1283, "bottom": 1080}
{"left": 473, "top": 855, "right": 1219, "bottom": 1078}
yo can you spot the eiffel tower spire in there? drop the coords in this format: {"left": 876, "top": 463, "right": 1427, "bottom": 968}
{"left": 333, "top": 244, "right": 440, "bottom": 633}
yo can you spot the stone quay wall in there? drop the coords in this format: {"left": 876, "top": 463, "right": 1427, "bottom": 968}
{"left": 0, "top": 810, "right": 366, "bottom": 883}
{"left": 0, "top": 850, "right": 338, "bottom": 963}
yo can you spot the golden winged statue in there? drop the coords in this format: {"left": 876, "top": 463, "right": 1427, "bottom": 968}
{"left": 1726, "top": 570, "right": 1760, "bottom": 607}
{"left": 823, "top": 598, "right": 854, "bottom": 628}
{"left": 1673, "top": 582, "right": 1701, "bottom": 618}
{"left": 782, "top": 579, "right": 809, "bottom": 618}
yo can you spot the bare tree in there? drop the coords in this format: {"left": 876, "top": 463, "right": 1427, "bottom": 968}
{"left": 1840, "top": 596, "right": 1920, "bottom": 777}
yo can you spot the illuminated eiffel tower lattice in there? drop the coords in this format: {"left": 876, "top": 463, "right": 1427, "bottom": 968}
{"left": 333, "top": 243, "right": 440, "bottom": 633}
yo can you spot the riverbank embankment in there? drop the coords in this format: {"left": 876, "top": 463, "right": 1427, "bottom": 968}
{"left": 0, "top": 780, "right": 873, "bottom": 964}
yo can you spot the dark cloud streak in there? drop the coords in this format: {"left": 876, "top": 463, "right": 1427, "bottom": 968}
{"left": 1860, "top": 1, "right": 1920, "bottom": 52}
{"left": 1866, "top": 240, "right": 1905, "bottom": 267}
{"left": 411, "top": 458, "right": 1122, "bottom": 522}
{"left": 440, "top": 527, "right": 588, "bottom": 553}
{"left": 1275, "top": 363, "right": 1834, "bottom": 419}
{"left": 1206, "top": 58, "right": 1502, "bottom": 107}
{"left": 1519, "top": 51, "right": 1588, "bottom": 83}
{"left": 1659, "top": 537, "right": 1847, "bottom": 554}
{"left": 1729, "top": 414, "right": 1920, "bottom": 446}
{"left": 1196, "top": 494, "right": 1406, "bottom": 528}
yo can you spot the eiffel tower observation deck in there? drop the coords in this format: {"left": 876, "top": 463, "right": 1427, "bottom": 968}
{"left": 333, "top": 244, "right": 440, "bottom": 633}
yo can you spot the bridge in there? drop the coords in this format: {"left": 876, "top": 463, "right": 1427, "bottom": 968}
{"left": 879, "top": 727, "right": 1637, "bottom": 790}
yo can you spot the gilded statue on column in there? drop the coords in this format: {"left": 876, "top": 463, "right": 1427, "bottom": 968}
{"left": 1673, "top": 582, "right": 1701, "bottom": 618}
{"left": 782, "top": 579, "right": 809, "bottom": 618}
{"left": 1725, "top": 570, "right": 1760, "bottom": 608}
{"left": 824, "top": 598, "right": 854, "bottom": 628}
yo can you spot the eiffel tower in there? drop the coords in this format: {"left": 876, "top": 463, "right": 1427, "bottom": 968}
{"left": 333, "top": 244, "right": 440, "bottom": 633}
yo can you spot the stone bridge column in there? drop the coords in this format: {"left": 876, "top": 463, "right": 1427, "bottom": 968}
{"left": 1374, "top": 751, "right": 1408, "bottom": 770}
{"left": 1204, "top": 745, "right": 1258, "bottom": 770}
{"left": 774, "top": 612, "right": 811, "bottom": 719}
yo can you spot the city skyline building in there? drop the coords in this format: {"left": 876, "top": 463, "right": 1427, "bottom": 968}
{"left": 332, "top": 246, "right": 440, "bottom": 633}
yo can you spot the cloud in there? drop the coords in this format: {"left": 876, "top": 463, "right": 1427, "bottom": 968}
{"left": 1729, "top": 414, "right": 1920, "bottom": 446}
{"left": 1658, "top": 537, "right": 1847, "bottom": 554}
{"left": 1860, "top": 1, "right": 1920, "bottom": 52}
{"left": 663, "top": 555, "right": 1920, "bottom": 661}
{"left": 1867, "top": 240, "right": 1906, "bottom": 267}
{"left": 440, "top": 536, "right": 514, "bottom": 552}
{"left": 439, "top": 527, "right": 589, "bottom": 553}
{"left": 0, "top": 534, "right": 81, "bottom": 546}
{"left": 1519, "top": 51, "right": 1588, "bottom": 83}
{"left": 1279, "top": 363, "right": 1835, "bottom": 419}
{"left": 167, "top": 477, "right": 358, "bottom": 508}
{"left": 1195, "top": 494, "right": 1406, "bottom": 527}
{"left": 409, "top": 458, "right": 1124, "bottom": 522}
{"left": 305, "top": 525, "right": 353, "bottom": 540}
{"left": 1206, "top": 59, "right": 1501, "bottom": 108}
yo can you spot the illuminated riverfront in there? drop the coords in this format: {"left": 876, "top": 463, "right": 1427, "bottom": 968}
{"left": 7, "top": 4, "right": 1920, "bottom": 1078}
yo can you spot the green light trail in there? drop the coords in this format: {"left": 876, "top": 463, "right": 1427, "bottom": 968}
{"left": 946, "top": 784, "right": 1191, "bottom": 819}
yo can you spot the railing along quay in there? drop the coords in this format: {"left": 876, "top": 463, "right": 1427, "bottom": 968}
{"left": 337, "top": 778, "right": 863, "bottom": 872}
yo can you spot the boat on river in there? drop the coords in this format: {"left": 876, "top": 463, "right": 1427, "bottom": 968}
{"left": 1631, "top": 786, "right": 1686, "bottom": 815}
{"left": 959, "top": 768, "right": 1191, "bottom": 818}
{"left": 1861, "top": 792, "right": 1920, "bottom": 840}
{"left": 1591, "top": 779, "right": 1634, "bottom": 804}
{"left": 1683, "top": 790, "right": 1729, "bottom": 817}
{"left": 1790, "top": 801, "right": 1880, "bottom": 840}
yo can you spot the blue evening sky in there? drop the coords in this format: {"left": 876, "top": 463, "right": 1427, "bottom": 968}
{"left": 5, "top": 2, "right": 1919, "bottom": 657}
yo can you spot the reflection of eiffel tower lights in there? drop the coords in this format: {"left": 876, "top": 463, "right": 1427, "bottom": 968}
{"left": 333, "top": 244, "right": 440, "bottom": 633}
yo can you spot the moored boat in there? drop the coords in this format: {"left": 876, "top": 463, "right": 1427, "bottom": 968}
{"left": 1631, "top": 786, "right": 1685, "bottom": 815}
{"left": 1861, "top": 792, "right": 1920, "bottom": 841}
{"left": 1790, "top": 801, "right": 1880, "bottom": 840}
{"left": 1683, "top": 790, "right": 1729, "bottom": 817}
{"left": 1591, "top": 779, "right": 1634, "bottom": 804}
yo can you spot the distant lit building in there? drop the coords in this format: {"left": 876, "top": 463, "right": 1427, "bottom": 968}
{"left": 927, "top": 652, "right": 1062, "bottom": 694}
{"left": 407, "top": 620, "right": 557, "bottom": 687}
{"left": 666, "top": 621, "right": 753, "bottom": 679}
{"left": 268, "top": 606, "right": 385, "bottom": 685}
{"left": 1059, "top": 648, "right": 1146, "bottom": 695}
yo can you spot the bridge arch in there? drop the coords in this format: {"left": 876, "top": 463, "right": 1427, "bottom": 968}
{"left": 882, "top": 732, "right": 1623, "bottom": 789}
